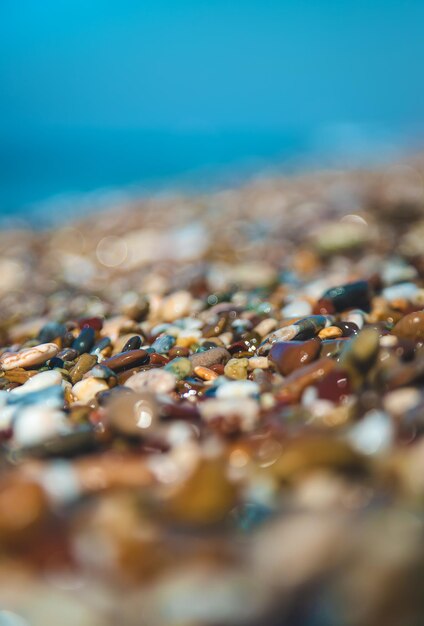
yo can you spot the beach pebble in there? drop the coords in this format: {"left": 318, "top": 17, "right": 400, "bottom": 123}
{"left": 72, "top": 377, "right": 109, "bottom": 403}
{"left": 392, "top": 311, "right": 424, "bottom": 341}
{"left": 161, "top": 290, "right": 193, "bottom": 322}
{"left": 224, "top": 357, "right": 249, "bottom": 380}
{"left": 269, "top": 338, "right": 321, "bottom": 376}
{"left": 281, "top": 299, "right": 312, "bottom": 318}
{"left": 0, "top": 342, "right": 59, "bottom": 370}
{"left": 200, "top": 397, "right": 259, "bottom": 432}
{"left": 10, "top": 369, "right": 62, "bottom": 395}
{"left": 216, "top": 380, "right": 260, "bottom": 399}
{"left": 125, "top": 368, "right": 177, "bottom": 394}
{"left": 347, "top": 409, "right": 394, "bottom": 455}
{"left": 189, "top": 346, "right": 231, "bottom": 369}
{"left": 13, "top": 406, "right": 69, "bottom": 447}
{"left": 164, "top": 357, "right": 193, "bottom": 379}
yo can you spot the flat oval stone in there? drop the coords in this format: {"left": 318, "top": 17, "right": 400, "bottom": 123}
{"left": 189, "top": 346, "right": 231, "bottom": 369}
{"left": 151, "top": 334, "right": 176, "bottom": 354}
{"left": 122, "top": 335, "right": 142, "bottom": 352}
{"left": 10, "top": 370, "right": 62, "bottom": 395}
{"left": 125, "top": 369, "right": 177, "bottom": 394}
{"left": 78, "top": 316, "right": 104, "bottom": 331}
{"left": 101, "top": 349, "right": 149, "bottom": 372}
{"left": 105, "top": 391, "right": 159, "bottom": 437}
{"left": 269, "top": 338, "right": 321, "bottom": 376}
{"left": 392, "top": 311, "right": 424, "bottom": 341}
{"left": 0, "top": 343, "right": 59, "bottom": 371}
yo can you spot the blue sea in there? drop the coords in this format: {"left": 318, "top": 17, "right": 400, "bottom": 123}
{"left": 0, "top": 124, "right": 419, "bottom": 226}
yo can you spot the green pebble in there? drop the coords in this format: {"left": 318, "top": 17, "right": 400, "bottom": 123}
{"left": 164, "top": 357, "right": 193, "bottom": 380}
{"left": 224, "top": 357, "right": 249, "bottom": 380}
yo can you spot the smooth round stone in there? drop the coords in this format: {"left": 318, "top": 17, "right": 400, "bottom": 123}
{"left": 100, "top": 349, "right": 149, "bottom": 372}
{"left": 164, "top": 357, "right": 193, "bottom": 379}
{"left": 224, "top": 357, "right": 249, "bottom": 380}
{"left": 278, "top": 357, "right": 336, "bottom": 401}
{"left": 168, "top": 345, "right": 190, "bottom": 359}
{"left": 161, "top": 290, "right": 193, "bottom": 322}
{"left": 151, "top": 334, "right": 176, "bottom": 354}
{"left": 0, "top": 343, "right": 59, "bottom": 371}
{"left": 392, "top": 311, "right": 424, "bottom": 341}
{"left": 13, "top": 406, "right": 69, "bottom": 447}
{"left": 314, "top": 368, "right": 352, "bottom": 403}
{"left": 189, "top": 346, "right": 231, "bottom": 369}
{"left": 281, "top": 299, "right": 312, "bottom": 318}
{"left": 125, "top": 369, "right": 177, "bottom": 394}
{"left": 72, "top": 327, "right": 96, "bottom": 354}
{"left": 90, "top": 337, "right": 111, "bottom": 356}
{"left": 106, "top": 391, "right": 159, "bottom": 437}
{"left": 69, "top": 353, "right": 98, "bottom": 384}
{"left": 347, "top": 409, "right": 394, "bottom": 455}
{"left": 72, "top": 377, "right": 109, "bottom": 403}
{"left": 122, "top": 335, "right": 142, "bottom": 352}
{"left": 199, "top": 397, "right": 259, "bottom": 432}
{"left": 382, "top": 282, "right": 419, "bottom": 302}
{"left": 383, "top": 387, "right": 421, "bottom": 418}
{"left": 38, "top": 321, "right": 66, "bottom": 343}
{"left": 10, "top": 370, "right": 62, "bottom": 395}
{"left": 258, "top": 325, "right": 298, "bottom": 354}
{"left": 269, "top": 338, "right": 321, "bottom": 376}
{"left": 293, "top": 315, "right": 329, "bottom": 340}
{"left": 216, "top": 380, "right": 260, "bottom": 399}
{"left": 319, "top": 280, "right": 371, "bottom": 313}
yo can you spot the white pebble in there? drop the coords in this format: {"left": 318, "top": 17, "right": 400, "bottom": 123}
{"left": 161, "top": 290, "right": 193, "bottom": 322}
{"left": 11, "top": 370, "right": 62, "bottom": 395}
{"left": 72, "top": 377, "right": 108, "bottom": 403}
{"left": 200, "top": 397, "right": 259, "bottom": 432}
{"left": 347, "top": 409, "right": 394, "bottom": 455}
{"left": 383, "top": 388, "right": 421, "bottom": 418}
{"left": 13, "top": 406, "right": 69, "bottom": 447}
{"left": 216, "top": 380, "right": 260, "bottom": 399}
{"left": 0, "top": 342, "right": 59, "bottom": 370}
{"left": 125, "top": 369, "right": 177, "bottom": 394}
{"left": 281, "top": 299, "right": 312, "bottom": 318}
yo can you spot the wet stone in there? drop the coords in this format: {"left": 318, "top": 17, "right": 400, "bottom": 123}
{"left": 164, "top": 357, "right": 193, "bottom": 379}
{"left": 122, "top": 335, "right": 142, "bottom": 352}
{"left": 320, "top": 280, "right": 371, "bottom": 313}
{"left": 72, "top": 327, "right": 96, "bottom": 354}
{"left": 224, "top": 357, "right": 249, "bottom": 380}
{"left": 151, "top": 334, "right": 175, "bottom": 354}
{"left": 269, "top": 338, "right": 321, "bottom": 376}
{"left": 0, "top": 343, "right": 59, "bottom": 371}
{"left": 392, "top": 311, "right": 424, "bottom": 341}
{"left": 189, "top": 346, "right": 231, "bottom": 369}
{"left": 38, "top": 321, "right": 66, "bottom": 343}
{"left": 69, "top": 353, "right": 98, "bottom": 384}
{"left": 101, "top": 349, "right": 149, "bottom": 372}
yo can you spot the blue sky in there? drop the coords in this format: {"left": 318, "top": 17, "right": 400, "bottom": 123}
{"left": 1, "top": 0, "right": 424, "bottom": 133}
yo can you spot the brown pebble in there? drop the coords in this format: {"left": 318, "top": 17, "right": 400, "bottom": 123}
{"left": 269, "top": 338, "right": 321, "bottom": 376}
{"left": 69, "top": 353, "right": 98, "bottom": 384}
{"left": 189, "top": 347, "right": 231, "bottom": 369}
{"left": 168, "top": 346, "right": 190, "bottom": 359}
{"left": 277, "top": 357, "right": 336, "bottom": 401}
{"left": 101, "top": 349, "right": 149, "bottom": 372}
{"left": 392, "top": 311, "right": 424, "bottom": 341}
{"left": 194, "top": 366, "right": 219, "bottom": 381}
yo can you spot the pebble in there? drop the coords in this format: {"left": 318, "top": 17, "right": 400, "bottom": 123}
{"left": 199, "top": 397, "right": 259, "bottom": 432}
{"left": 281, "top": 299, "right": 312, "bottom": 318}
{"left": 125, "top": 369, "right": 177, "bottom": 394}
{"left": 164, "top": 357, "right": 193, "bottom": 379}
{"left": 347, "top": 409, "right": 394, "bottom": 455}
{"left": 72, "top": 377, "right": 109, "bottom": 403}
{"left": 269, "top": 338, "right": 321, "bottom": 376}
{"left": 224, "top": 357, "right": 249, "bottom": 380}
{"left": 13, "top": 406, "right": 70, "bottom": 447}
{"left": 189, "top": 346, "right": 231, "bottom": 369}
{"left": 69, "top": 353, "right": 98, "bottom": 384}
{"left": 151, "top": 334, "right": 176, "bottom": 354}
{"left": 392, "top": 311, "right": 424, "bottom": 341}
{"left": 106, "top": 391, "right": 159, "bottom": 437}
{"left": 100, "top": 349, "right": 149, "bottom": 372}
{"left": 216, "top": 380, "right": 260, "bottom": 399}
{"left": 0, "top": 343, "right": 59, "bottom": 370}
{"left": 319, "top": 280, "right": 371, "bottom": 313}
{"left": 10, "top": 370, "right": 62, "bottom": 395}
{"left": 72, "top": 327, "right": 96, "bottom": 354}
{"left": 161, "top": 290, "right": 193, "bottom": 322}
{"left": 318, "top": 326, "right": 343, "bottom": 340}
{"left": 194, "top": 365, "right": 219, "bottom": 381}
{"left": 38, "top": 321, "right": 66, "bottom": 343}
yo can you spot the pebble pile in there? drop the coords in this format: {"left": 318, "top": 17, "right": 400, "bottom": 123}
{"left": 1, "top": 161, "right": 424, "bottom": 625}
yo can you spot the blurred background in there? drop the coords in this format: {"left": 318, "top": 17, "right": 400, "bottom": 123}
{"left": 1, "top": 0, "right": 424, "bottom": 223}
